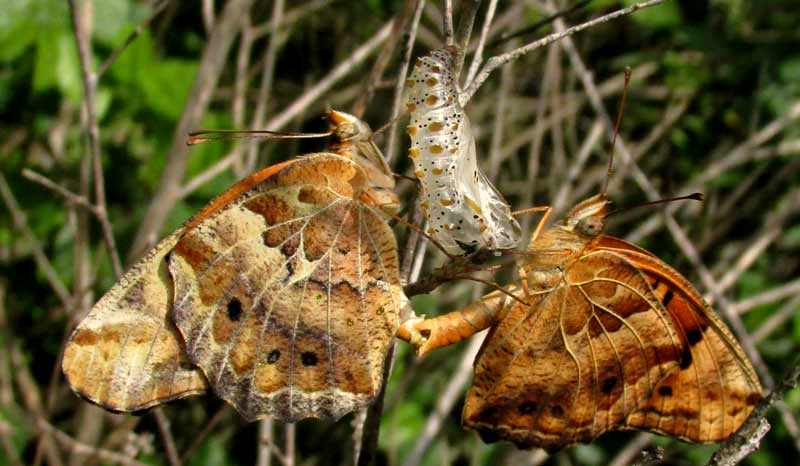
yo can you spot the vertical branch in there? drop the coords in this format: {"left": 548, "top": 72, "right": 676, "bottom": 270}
{"left": 351, "top": 1, "right": 416, "bottom": 118}
{"left": 452, "top": 0, "right": 481, "bottom": 78}
{"left": 256, "top": 419, "right": 273, "bottom": 466}
{"left": 384, "top": 0, "right": 426, "bottom": 164}
{"left": 464, "top": 0, "right": 497, "bottom": 85}
{"left": 244, "top": 0, "right": 285, "bottom": 175}
{"left": 130, "top": 0, "right": 256, "bottom": 260}
{"left": 231, "top": 17, "right": 254, "bottom": 175}
{"left": 68, "top": 0, "right": 122, "bottom": 278}
{"left": 443, "top": 0, "right": 455, "bottom": 46}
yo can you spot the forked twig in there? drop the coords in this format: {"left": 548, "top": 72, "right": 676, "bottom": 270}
{"left": 461, "top": 0, "right": 666, "bottom": 104}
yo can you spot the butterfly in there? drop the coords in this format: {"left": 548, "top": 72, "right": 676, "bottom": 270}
{"left": 398, "top": 191, "right": 762, "bottom": 452}
{"left": 62, "top": 110, "right": 410, "bottom": 422}
{"left": 406, "top": 47, "right": 520, "bottom": 255}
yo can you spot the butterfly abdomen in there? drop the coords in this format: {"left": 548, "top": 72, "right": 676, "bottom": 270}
{"left": 407, "top": 47, "right": 520, "bottom": 255}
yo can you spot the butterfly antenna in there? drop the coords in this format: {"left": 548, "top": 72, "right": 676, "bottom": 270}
{"left": 608, "top": 193, "right": 704, "bottom": 218}
{"left": 186, "top": 129, "right": 333, "bottom": 145}
{"left": 373, "top": 113, "right": 406, "bottom": 137}
{"left": 603, "top": 66, "right": 632, "bottom": 196}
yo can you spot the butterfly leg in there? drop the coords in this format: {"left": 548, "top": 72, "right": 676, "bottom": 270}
{"left": 397, "top": 287, "right": 512, "bottom": 356}
{"left": 515, "top": 206, "right": 552, "bottom": 296}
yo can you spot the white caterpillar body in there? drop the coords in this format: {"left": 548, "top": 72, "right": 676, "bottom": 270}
{"left": 406, "top": 47, "right": 520, "bottom": 255}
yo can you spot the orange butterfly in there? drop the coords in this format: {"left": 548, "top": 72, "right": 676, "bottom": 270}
{"left": 398, "top": 191, "right": 762, "bottom": 452}
{"left": 62, "top": 110, "right": 410, "bottom": 421}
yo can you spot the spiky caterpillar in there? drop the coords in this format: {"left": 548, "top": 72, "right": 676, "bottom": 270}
{"left": 406, "top": 47, "right": 520, "bottom": 255}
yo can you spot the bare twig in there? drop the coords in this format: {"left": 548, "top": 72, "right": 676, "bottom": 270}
{"left": 400, "top": 335, "right": 485, "bottom": 466}
{"left": 68, "top": 0, "right": 122, "bottom": 278}
{"left": 130, "top": 0, "right": 256, "bottom": 260}
{"left": 352, "top": 1, "right": 415, "bottom": 118}
{"left": 608, "top": 433, "right": 655, "bottom": 466}
{"left": 384, "top": 0, "right": 426, "bottom": 164}
{"left": 0, "top": 173, "right": 71, "bottom": 305}
{"left": 179, "top": 20, "right": 392, "bottom": 201}
{"left": 38, "top": 419, "right": 150, "bottom": 466}
{"left": 97, "top": 0, "right": 170, "bottom": 78}
{"left": 153, "top": 410, "right": 181, "bottom": 466}
{"left": 464, "top": 0, "right": 497, "bottom": 85}
{"left": 461, "top": 0, "right": 667, "bottom": 104}
{"left": 734, "top": 278, "right": 800, "bottom": 316}
{"left": 443, "top": 0, "right": 454, "bottom": 46}
{"left": 244, "top": 0, "right": 285, "bottom": 175}
{"left": 709, "top": 362, "right": 800, "bottom": 465}
{"left": 256, "top": 419, "right": 273, "bottom": 466}
{"left": 452, "top": 0, "right": 481, "bottom": 78}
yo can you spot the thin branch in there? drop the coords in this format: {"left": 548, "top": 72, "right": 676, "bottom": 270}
{"left": 130, "top": 0, "right": 256, "bottom": 260}
{"left": 400, "top": 335, "right": 485, "bottom": 466}
{"left": 452, "top": 0, "right": 481, "bottom": 78}
{"left": 351, "top": 1, "right": 415, "bottom": 118}
{"left": 709, "top": 362, "right": 800, "bottom": 465}
{"left": 384, "top": 0, "right": 426, "bottom": 164}
{"left": 21, "top": 169, "right": 97, "bottom": 214}
{"left": 152, "top": 410, "right": 181, "bottom": 466}
{"left": 263, "top": 20, "right": 393, "bottom": 131}
{"left": 461, "top": 0, "right": 667, "bottom": 104}
{"left": 180, "top": 406, "right": 230, "bottom": 462}
{"left": 37, "top": 419, "right": 150, "bottom": 466}
{"left": 244, "top": 0, "right": 285, "bottom": 175}
{"left": 734, "top": 277, "right": 800, "bottom": 316}
{"left": 97, "top": 0, "right": 170, "bottom": 78}
{"left": 179, "top": 21, "right": 392, "bottom": 201}
{"left": 68, "top": 0, "right": 123, "bottom": 278}
{"left": 443, "top": 0, "right": 454, "bottom": 46}
{"left": 464, "top": 0, "right": 497, "bottom": 85}
{"left": 0, "top": 173, "right": 71, "bottom": 305}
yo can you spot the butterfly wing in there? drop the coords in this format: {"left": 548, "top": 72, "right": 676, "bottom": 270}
{"left": 168, "top": 153, "right": 406, "bottom": 421}
{"left": 463, "top": 249, "right": 684, "bottom": 452}
{"left": 61, "top": 159, "right": 302, "bottom": 412}
{"left": 594, "top": 237, "right": 763, "bottom": 442}
{"left": 61, "top": 233, "right": 209, "bottom": 412}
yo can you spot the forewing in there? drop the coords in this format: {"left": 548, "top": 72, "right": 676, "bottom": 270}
{"left": 463, "top": 250, "right": 684, "bottom": 452}
{"left": 168, "top": 154, "right": 405, "bottom": 421}
{"left": 62, "top": 233, "right": 208, "bottom": 412}
{"left": 594, "top": 237, "right": 763, "bottom": 442}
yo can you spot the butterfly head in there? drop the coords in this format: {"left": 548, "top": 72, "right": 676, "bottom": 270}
{"left": 563, "top": 193, "right": 611, "bottom": 238}
{"left": 326, "top": 110, "right": 400, "bottom": 213}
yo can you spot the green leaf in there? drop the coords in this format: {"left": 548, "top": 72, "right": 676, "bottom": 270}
{"left": 623, "top": 0, "right": 681, "bottom": 29}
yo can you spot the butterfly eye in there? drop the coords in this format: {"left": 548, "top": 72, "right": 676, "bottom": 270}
{"left": 577, "top": 216, "right": 604, "bottom": 236}
{"left": 334, "top": 122, "right": 358, "bottom": 140}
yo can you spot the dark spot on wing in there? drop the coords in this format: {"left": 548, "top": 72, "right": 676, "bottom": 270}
{"left": 301, "top": 351, "right": 318, "bottom": 366}
{"left": 658, "top": 385, "right": 673, "bottom": 397}
{"left": 686, "top": 328, "right": 702, "bottom": 346}
{"left": 227, "top": 298, "right": 243, "bottom": 321}
{"left": 680, "top": 347, "right": 693, "bottom": 370}
{"left": 601, "top": 377, "right": 617, "bottom": 394}
{"left": 662, "top": 289, "right": 675, "bottom": 307}
{"left": 266, "top": 349, "right": 281, "bottom": 364}
{"left": 518, "top": 402, "right": 537, "bottom": 414}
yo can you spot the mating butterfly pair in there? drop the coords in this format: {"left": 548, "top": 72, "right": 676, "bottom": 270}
{"left": 62, "top": 49, "right": 762, "bottom": 454}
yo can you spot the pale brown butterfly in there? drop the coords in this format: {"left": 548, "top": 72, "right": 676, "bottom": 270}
{"left": 62, "top": 110, "right": 410, "bottom": 422}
